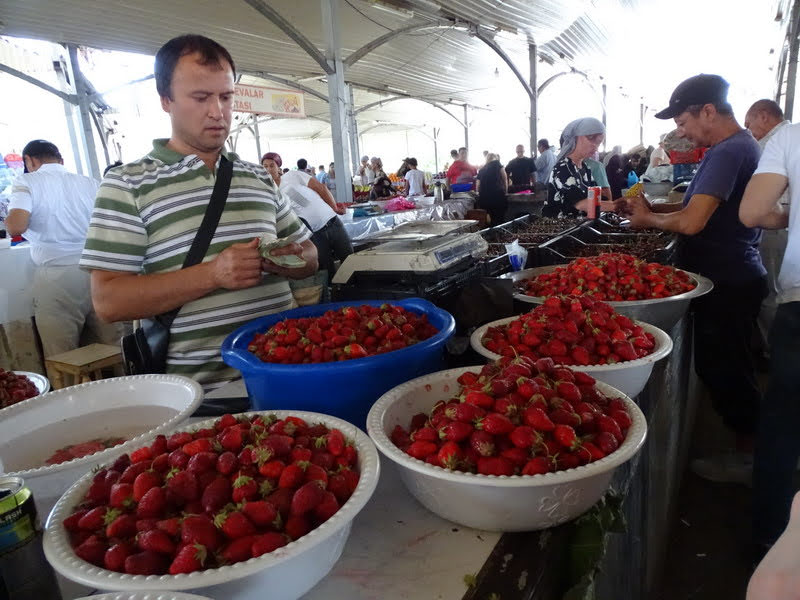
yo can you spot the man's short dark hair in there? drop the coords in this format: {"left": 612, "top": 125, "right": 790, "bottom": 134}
{"left": 318, "top": 164, "right": 325, "bottom": 170}
{"left": 407, "top": 157, "right": 418, "bottom": 167}
{"left": 538, "top": 138, "right": 550, "bottom": 149}
{"left": 458, "top": 147, "right": 467, "bottom": 153}
{"left": 748, "top": 99, "right": 784, "bottom": 121}
{"left": 297, "top": 158, "right": 308, "bottom": 170}
{"left": 685, "top": 102, "right": 734, "bottom": 117}
{"left": 154, "top": 34, "right": 236, "bottom": 99}
{"left": 22, "top": 139, "right": 62, "bottom": 161}
{"left": 450, "top": 149, "right": 458, "bottom": 158}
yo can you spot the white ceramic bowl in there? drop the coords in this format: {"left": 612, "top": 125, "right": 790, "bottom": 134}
{"left": 44, "top": 410, "right": 380, "bottom": 600}
{"left": 367, "top": 367, "right": 647, "bottom": 532}
{"left": 0, "top": 375, "right": 203, "bottom": 516}
{"left": 76, "top": 593, "right": 212, "bottom": 600}
{"left": 470, "top": 317, "right": 672, "bottom": 398}
{"left": 13, "top": 370, "right": 50, "bottom": 395}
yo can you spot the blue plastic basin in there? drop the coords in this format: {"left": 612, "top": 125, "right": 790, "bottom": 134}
{"left": 221, "top": 298, "right": 455, "bottom": 429}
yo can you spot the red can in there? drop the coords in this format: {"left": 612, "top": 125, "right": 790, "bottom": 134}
{"left": 586, "top": 186, "right": 602, "bottom": 218}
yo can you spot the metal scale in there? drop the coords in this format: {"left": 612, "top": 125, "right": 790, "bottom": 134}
{"left": 331, "top": 220, "right": 488, "bottom": 285}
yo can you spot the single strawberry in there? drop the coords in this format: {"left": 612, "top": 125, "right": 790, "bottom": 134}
{"left": 437, "top": 440, "right": 464, "bottom": 470}
{"left": 75, "top": 534, "right": 108, "bottom": 566}
{"left": 104, "top": 541, "right": 134, "bottom": 572}
{"left": 314, "top": 490, "right": 340, "bottom": 523}
{"left": 580, "top": 441, "right": 606, "bottom": 462}
{"left": 167, "top": 431, "right": 193, "bottom": 451}
{"left": 310, "top": 450, "right": 335, "bottom": 471}
{"left": 476, "top": 413, "right": 515, "bottom": 436}
{"left": 501, "top": 446, "right": 530, "bottom": 467}
{"left": 232, "top": 474, "right": 258, "bottom": 503}
{"left": 111, "top": 454, "right": 132, "bottom": 473}
{"left": 522, "top": 406, "right": 555, "bottom": 432}
{"left": 85, "top": 479, "right": 111, "bottom": 505}
{"left": 251, "top": 532, "right": 288, "bottom": 557}
{"left": 130, "top": 446, "right": 152, "bottom": 464}
{"left": 609, "top": 408, "right": 632, "bottom": 431}
{"left": 446, "top": 402, "right": 485, "bottom": 423}
{"left": 284, "top": 514, "right": 311, "bottom": 540}
{"left": 304, "top": 463, "right": 328, "bottom": 486}
{"left": 216, "top": 413, "right": 238, "bottom": 431}
{"left": 156, "top": 517, "right": 181, "bottom": 537}
{"left": 266, "top": 487, "right": 294, "bottom": 519}
{"left": 521, "top": 456, "right": 552, "bottom": 476}
{"left": 215, "top": 509, "right": 256, "bottom": 540}
{"left": 553, "top": 424, "right": 579, "bottom": 450}
{"left": 151, "top": 453, "right": 170, "bottom": 473}
{"left": 166, "top": 469, "right": 200, "bottom": 502}
{"left": 438, "top": 420, "right": 473, "bottom": 442}
{"left": 182, "top": 437, "right": 213, "bottom": 456}
{"left": 64, "top": 510, "right": 88, "bottom": 532}
{"left": 262, "top": 434, "right": 294, "bottom": 457}
{"left": 150, "top": 434, "right": 168, "bottom": 456}
{"left": 290, "top": 481, "right": 325, "bottom": 516}
{"left": 169, "top": 542, "right": 208, "bottom": 575}
{"left": 510, "top": 425, "right": 539, "bottom": 449}
{"left": 132, "top": 470, "right": 161, "bottom": 502}
{"left": 406, "top": 440, "right": 438, "bottom": 460}
{"left": 137, "top": 528, "right": 176, "bottom": 555}
{"left": 124, "top": 550, "right": 169, "bottom": 575}
{"left": 469, "top": 430, "right": 496, "bottom": 457}
{"left": 220, "top": 535, "right": 256, "bottom": 564}
{"left": 216, "top": 451, "right": 239, "bottom": 475}
{"left": 119, "top": 461, "right": 152, "bottom": 485}
{"left": 596, "top": 415, "right": 624, "bottom": 443}
{"left": 181, "top": 515, "right": 221, "bottom": 551}
{"left": 187, "top": 451, "right": 218, "bottom": 475}
{"left": 201, "top": 477, "right": 232, "bottom": 514}
{"left": 136, "top": 486, "right": 167, "bottom": 519}
{"left": 135, "top": 518, "right": 158, "bottom": 532}
{"left": 556, "top": 381, "right": 582, "bottom": 402}
{"left": 595, "top": 431, "right": 620, "bottom": 454}
{"left": 291, "top": 446, "right": 313, "bottom": 463}
{"left": 242, "top": 500, "right": 279, "bottom": 528}
{"left": 77, "top": 506, "right": 107, "bottom": 531}
{"left": 105, "top": 513, "right": 137, "bottom": 539}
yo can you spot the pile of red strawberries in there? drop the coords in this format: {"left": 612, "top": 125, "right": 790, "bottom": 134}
{"left": 0, "top": 368, "right": 39, "bottom": 408}
{"left": 520, "top": 253, "right": 696, "bottom": 301}
{"left": 391, "top": 356, "right": 632, "bottom": 476}
{"left": 63, "top": 414, "right": 360, "bottom": 576}
{"left": 248, "top": 304, "right": 439, "bottom": 364}
{"left": 480, "top": 295, "right": 656, "bottom": 365}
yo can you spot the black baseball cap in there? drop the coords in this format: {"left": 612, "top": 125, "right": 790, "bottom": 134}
{"left": 655, "top": 74, "right": 730, "bottom": 120}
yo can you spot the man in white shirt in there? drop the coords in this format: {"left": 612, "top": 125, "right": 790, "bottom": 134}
{"left": 534, "top": 139, "right": 556, "bottom": 188}
{"left": 403, "top": 158, "right": 426, "bottom": 197}
{"left": 745, "top": 99, "right": 791, "bottom": 344}
{"left": 5, "top": 140, "right": 126, "bottom": 359}
{"left": 740, "top": 121, "right": 800, "bottom": 560}
{"left": 355, "top": 155, "right": 374, "bottom": 187}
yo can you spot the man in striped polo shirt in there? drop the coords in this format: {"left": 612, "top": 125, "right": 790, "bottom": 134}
{"left": 80, "top": 35, "right": 317, "bottom": 392}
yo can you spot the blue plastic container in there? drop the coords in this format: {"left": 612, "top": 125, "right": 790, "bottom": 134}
{"left": 450, "top": 183, "right": 474, "bottom": 193}
{"left": 221, "top": 298, "right": 455, "bottom": 429}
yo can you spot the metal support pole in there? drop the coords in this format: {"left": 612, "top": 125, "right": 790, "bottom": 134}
{"left": 346, "top": 85, "right": 360, "bottom": 177}
{"left": 529, "top": 42, "right": 538, "bottom": 158}
{"left": 53, "top": 57, "right": 85, "bottom": 177}
{"left": 67, "top": 45, "right": 101, "bottom": 180}
{"left": 253, "top": 117, "right": 262, "bottom": 160}
{"left": 463, "top": 104, "right": 469, "bottom": 150}
{"left": 639, "top": 102, "right": 645, "bottom": 146}
{"left": 433, "top": 127, "right": 439, "bottom": 174}
{"left": 602, "top": 83, "right": 608, "bottom": 150}
{"left": 321, "top": 0, "right": 353, "bottom": 204}
{"left": 785, "top": 0, "right": 800, "bottom": 120}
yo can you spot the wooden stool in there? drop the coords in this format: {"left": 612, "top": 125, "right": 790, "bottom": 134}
{"left": 44, "top": 343, "right": 123, "bottom": 389}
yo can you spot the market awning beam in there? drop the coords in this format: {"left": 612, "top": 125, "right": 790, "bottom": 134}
{"left": 0, "top": 61, "right": 77, "bottom": 104}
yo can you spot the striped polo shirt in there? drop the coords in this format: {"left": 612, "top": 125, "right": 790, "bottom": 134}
{"left": 80, "top": 139, "right": 311, "bottom": 391}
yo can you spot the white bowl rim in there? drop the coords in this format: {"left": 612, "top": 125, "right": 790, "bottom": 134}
{"left": 367, "top": 366, "right": 647, "bottom": 488}
{"left": 44, "top": 410, "right": 380, "bottom": 591}
{"left": 75, "top": 592, "right": 212, "bottom": 600}
{"left": 11, "top": 370, "right": 50, "bottom": 395}
{"left": 1, "top": 374, "right": 203, "bottom": 479}
{"left": 470, "top": 316, "right": 673, "bottom": 371}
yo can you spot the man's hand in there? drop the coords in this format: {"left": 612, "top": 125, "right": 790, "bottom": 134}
{"left": 626, "top": 195, "right": 654, "bottom": 229}
{"left": 747, "top": 492, "right": 800, "bottom": 600}
{"left": 211, "top": 238, "right": 263, "bottom": 290}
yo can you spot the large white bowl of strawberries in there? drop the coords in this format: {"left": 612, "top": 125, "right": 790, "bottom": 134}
{"left": 470, "top": 295, "right": 673, "bottom": 398}
{"left": 367, "top": 357, "right": 646, "bottom": 531}
{"left": 43, "top": 411, "right": 380, "bottom": 600}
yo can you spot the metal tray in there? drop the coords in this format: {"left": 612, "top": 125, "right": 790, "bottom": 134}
{"left": 366, "top": 220, "right": 477, "bottom": 242}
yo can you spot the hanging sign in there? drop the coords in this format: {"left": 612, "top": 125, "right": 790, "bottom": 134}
{"left": 234, "top": 84, "right": 305, "bottom": 117}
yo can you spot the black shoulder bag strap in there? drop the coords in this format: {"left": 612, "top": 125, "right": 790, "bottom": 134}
{"left": 155, "top": 155, "right": 234, "bottom": 330}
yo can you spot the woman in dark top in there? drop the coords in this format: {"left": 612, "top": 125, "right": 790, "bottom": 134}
{"left": 544, "top": 117, "right": 605, "bottom": 217}
{"left": 475, "top": 153, "right": 509, "bottom": 225}
{"left": 369, "top": 175, "right": 395, "bottom": 201}
{"left": 606, "top": 152, "right": 627, "bottom": 199}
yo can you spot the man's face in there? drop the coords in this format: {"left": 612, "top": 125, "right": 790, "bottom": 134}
{"left": 744, "top": 110, "right": 772, "bottom": 141}
{"left": 674, "top": 107, "right": 712, "bottom": 147}
{"left": 458, "top": 149, "right": 468, "bottom": 161}
{"left": 160, "top": 53, "right": 234, "bottom": 155}
{"left": 515, "top": 145, "right": 524, "bottom": 157}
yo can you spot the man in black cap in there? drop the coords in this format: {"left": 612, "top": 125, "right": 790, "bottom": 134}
{"left": 5, "top": 140, "right": 126, "bottom": 364}
{"left": 626, "top": 74, "right": 767, "bottom": 484}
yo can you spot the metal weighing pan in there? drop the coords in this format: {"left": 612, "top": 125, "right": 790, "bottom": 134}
{"left": 500, "top": 265, "right": 713, "bottom": 331}
{"left": 366, "top": 220, "right": 477, "bottom": 242}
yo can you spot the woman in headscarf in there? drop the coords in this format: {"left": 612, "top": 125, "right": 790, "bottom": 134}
{"left": 544, "top": 118, "right": 605, "bottom": 217}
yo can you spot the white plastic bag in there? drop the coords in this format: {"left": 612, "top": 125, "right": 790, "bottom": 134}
{"left": 505, "top": 239, "right": 528, "bottom": 271}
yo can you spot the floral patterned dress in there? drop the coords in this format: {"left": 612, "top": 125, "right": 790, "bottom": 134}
{"left": 543, "top": 156, "right": 597, "bottom": 217}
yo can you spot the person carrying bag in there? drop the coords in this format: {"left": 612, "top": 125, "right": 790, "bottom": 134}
{"left": 120, "top": 156, "right": 233, "bottom": 374}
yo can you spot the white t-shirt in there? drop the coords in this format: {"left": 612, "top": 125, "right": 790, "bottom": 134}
{"left": 280, "top": 169, "right": 312, "bottom": 188}
{"left": 279, "top": 181, "right": 335, "bottom": 232}
{"left": 754, "top": 122, "right": 800, "bottom": 303}
{"left": 404, "top": 169, "right": 425, "bottom": 196}
{"left": 8, "top": 163, "right": 98, "bottom": 266}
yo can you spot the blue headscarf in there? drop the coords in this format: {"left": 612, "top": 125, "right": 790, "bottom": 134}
{"left": 557, "top": 117, "right": 606, "bottom": 162}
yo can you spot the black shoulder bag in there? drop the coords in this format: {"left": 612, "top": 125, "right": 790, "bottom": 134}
{"left": 121, "top": 156, "right": 233, "bottom": 375}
